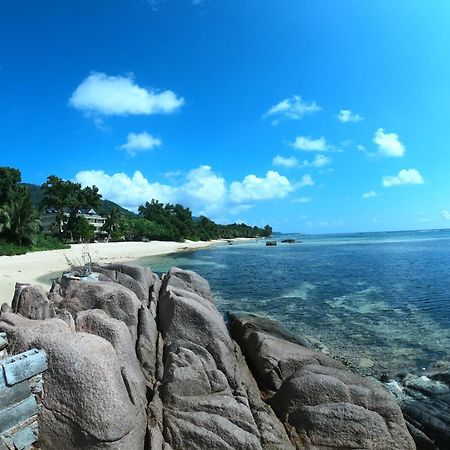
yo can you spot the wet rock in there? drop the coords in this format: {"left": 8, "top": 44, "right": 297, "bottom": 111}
{"left": 390, "top": 372, "right": 450, "bottom": 449}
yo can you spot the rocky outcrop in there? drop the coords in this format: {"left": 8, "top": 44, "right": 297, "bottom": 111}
{"left": 229, "top": 313, "right": 416, "bottom": 450}
{"left": 0, "top": 264, "right": 417, "bottom": 449}
{"left": 386, "top": 372, "right": 450, "bottom": 450}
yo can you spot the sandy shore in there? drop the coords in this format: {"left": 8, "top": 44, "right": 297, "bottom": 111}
{"left": 0, "top": 239, "right": 233, "bottom": 305}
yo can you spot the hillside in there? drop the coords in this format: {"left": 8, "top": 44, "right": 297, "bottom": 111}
{"left": 22, "top": 183, "right": 137, "bottom": 219}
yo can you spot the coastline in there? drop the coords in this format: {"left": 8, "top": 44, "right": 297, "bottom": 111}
{"left": 0, "top": 238, "right": 245, "bottom": 305}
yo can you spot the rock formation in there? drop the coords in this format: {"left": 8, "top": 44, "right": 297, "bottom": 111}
{"left": 0, "top": 264, "right": 418, "bottom": 449}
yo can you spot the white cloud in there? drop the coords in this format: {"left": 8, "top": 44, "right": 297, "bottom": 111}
{"left": 382, "top": 169, "right": 424, "bottom": 187}
{"left": 296, "top": 155, "right": 332, "bottom": 169}
{"left": 291, "top": 136, "right": 328, "bottom": 152}
{"left": 69, "top": 72, "right": 184, "bottom": 116}
{"left": 337, "top": 109, "right": 363, "bottom": 122}
{"left": 120, "top": 132, "right": 162, "bottom": 156}
{"left": 264, "top": 95, "right": 321, "bottom": 125}
{"left": 292, "top": 196, "right": 311, "bottom": 203}
{"left": 442, "top": 209, "right": 450, "bottom": 220}
{"left": 363, "top": 190, "right": 377, "bottom": 198}
{"left": 272, "top": 155, "right": 298, "bottom": 168}
{"left": 178, "top": 165, "right": 227, "bottom": 207}
{"left": 298, "top": 174, "right": 314, "bottom": 187}
{"left": 230, "top": 171, "right": 294, "bottom": 202}
{"left": 373, "top": 128, "right": 405, "bottom": 157}
{"left": 75, "top": 170, "right": 176, "bottom": 211}
{"left": 75, "top": 166, "right": 298, "bottom": 220}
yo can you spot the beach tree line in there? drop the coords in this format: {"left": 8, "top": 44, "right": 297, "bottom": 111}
{"left": 0, "top": 166, "right": 273, "bottom": 254}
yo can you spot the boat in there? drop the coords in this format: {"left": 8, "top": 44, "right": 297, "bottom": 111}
{"left": 265, "top": 241, "right": 277, "bottom": 246}
{"left": 281, "top": 239, "right": 296, "bottom": 244}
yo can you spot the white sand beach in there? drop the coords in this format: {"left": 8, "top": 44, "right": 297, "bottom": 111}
{"left": 0, "top": 239, "right": 230, "bottom": 305}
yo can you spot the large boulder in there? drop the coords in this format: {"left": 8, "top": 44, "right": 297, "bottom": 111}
{"left": 91, "top": 263, "right": 160, "bottom": 309}
{"left": 229, "top": 313, "right": 344, "bottom": 393}
{"left": 49, "top": 277, "right": 142, "bottom": 343}
{"left": 75, "top": 309, "right": 147, "bottom": 407}
{"left": 11, "top": 283, "right": 55, "bottom": 320}
{"left": 158, "top": 268, "right": 294, "bottom": 449}
{"left": 0, "top": 313, "right": 147, "bottom": 450}
{"left": 229, "top": 313, "right": 415, "bottom": 450}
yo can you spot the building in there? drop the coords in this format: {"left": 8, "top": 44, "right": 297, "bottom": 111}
{"left": 40, "top": 208, "right": 107, "bottom": 240}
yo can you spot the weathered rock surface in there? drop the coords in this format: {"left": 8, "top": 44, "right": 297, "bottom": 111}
{"left": 49, "top": 277, "right": 143, "bottom": 343}
{"left": 230, "top": 313, "right": 415, "bottom": 450}
{"left": 387, "top": 372, "right": 450, "bottom": 450}
{"left": 12, "top": 283, "right": 55, "bottom": 320}
{"left": 158, "top": 268, "right": 294, "bottom": 449}
{"left": 0, "top": 313, "right": 146, "bottom": 450}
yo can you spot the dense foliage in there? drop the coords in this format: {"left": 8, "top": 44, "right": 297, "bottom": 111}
{"left": 0, "top": 167, "right": 40, "bottom": 246}
{"left": 1, "top": 166, "right": 273, "bottom": 253}
{"left": 40, "top": 175, "right": 103, "bottom": 241}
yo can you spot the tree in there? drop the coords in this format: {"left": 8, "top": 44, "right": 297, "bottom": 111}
{"left": 41, "top": 176, "right": 102, "bottom": 211}
{"left": 41, "top": 176, "right": 102, "bottom": 241}
{"left": 103, "top": 207, "right": 122, "bottom": 240}
{"left": 0, "top": 167, "right": 40, "bottom": 246}
{"left": 0, "top": 187, "right": 40, "bottom": 245}
{"left": 262, "top": 225, "right": 273, "bottom": 237}
{"left": 71, "top": 216, "right": 94, "bottom": 242}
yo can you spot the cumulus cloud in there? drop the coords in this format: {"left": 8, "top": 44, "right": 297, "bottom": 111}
{"left": 120, "top": 132, "right": 162, "bottom": 156}
{"left": 442, "top": 209, "right": 450, "bottom": 220}
{"left": 272, "top": 155, "right": 298, "bottom": 168}
{"left": 382, "top": 169, "right": 424, "bottom": 187}
{"left": 337, "top": 109, "right": 363, "bottom": 122}
{"left": 75, "top": 170, "right": 176, "bottom": 211}
{"left": 291, "top": 136, "right": 328, "bottom": 152}
{"left": 264, "top": 95, "right": 321, "bottom": 125}
{"left": 363, "top": 190, "right": 377, "bottom": 198}
{"left": 178, "top": 165, "right": 227, "bottom": 207}
{"left": 69, "top": 72, "right": 184, "bottom": 116}
{"left": 75, "top": 166, "right": 300, "bottom": 220}
{"left": 374, "top": 128, "right": 405, "bottom": 157}
{"left": 230, "top": 171, "right": 294, "bottom": 202}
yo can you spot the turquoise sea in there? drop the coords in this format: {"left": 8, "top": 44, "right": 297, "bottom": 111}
{"left": 138, "top": 229, "right": 450, "bottom": 378}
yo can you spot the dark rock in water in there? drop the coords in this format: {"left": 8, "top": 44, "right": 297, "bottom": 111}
{"left": 387, "top": 372, "right": 450, "bottom": 450}
{"left": 229, "top": 313, "right": 415, "bottom": 449}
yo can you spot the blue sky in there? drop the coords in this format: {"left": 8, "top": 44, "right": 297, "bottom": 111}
{"left": 1, "top": 0, "right": 450, "bottom": 233}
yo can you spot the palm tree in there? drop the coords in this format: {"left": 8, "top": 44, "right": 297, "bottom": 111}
{"left": 0, "top": 188, "right": 40, "bottom": 245}
{"left": 103, "top": 207, "right": 122, "bottom": 240}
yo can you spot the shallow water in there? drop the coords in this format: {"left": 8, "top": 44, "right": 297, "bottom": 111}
{"left": 137, "top": 229, "right": 450, "bottom": 377}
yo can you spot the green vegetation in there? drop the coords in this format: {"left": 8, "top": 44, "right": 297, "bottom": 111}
{"left": 40, "top": 175, "right": 102, "bottom": 241}
{"left": 0, "top": 235, "right": 70, "bottom": 256}
{"left": 1, "top": 165, "right": 273, "bottom": 254}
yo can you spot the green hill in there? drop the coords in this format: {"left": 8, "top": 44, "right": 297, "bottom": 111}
{"left": 22, "top": 183, "right": 137, "bottom": 219}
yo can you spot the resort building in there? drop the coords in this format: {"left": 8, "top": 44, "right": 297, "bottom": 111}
{"left": 40, "top": 208, "right": 107, "bottom": 239}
